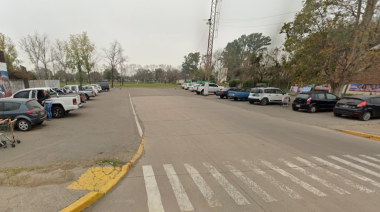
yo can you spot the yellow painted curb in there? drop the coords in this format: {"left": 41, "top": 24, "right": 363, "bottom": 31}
{"left": 60, "top": 138, "right": 145, "bottom": 212}
{"left": 341, "top": 130, "right": 380, "bottom": 141}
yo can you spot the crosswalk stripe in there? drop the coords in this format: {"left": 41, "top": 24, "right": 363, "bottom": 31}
{"left": 203, "top": 162, "right": 250, "bottom": 205}
{"left": 223, "top": 162, "right": 276, "bottom": 202}
{"left": 312, "top": 157, "right": 380, "bottom": 188}
{"left": 344, "top": 155, "right": 380, "bottom": 170}
{"left": 241, "top": 159, "right": 302, "bottom": 199}
{"left": 260, "top": 160, "right": 326, "bottom": 197}
{"left": 184, "top": 163, "right": 221, "bottom": 207}
{"left": 360, "top": 155, "right": 380, "bottom": 163}
{"left": 329, "top": 156, "right": 380, "bottom": 178}
{"left": 294, "top": 157, "right": 373, "bottom": 193}
{"left": 280, "top": 158, "right": 349, "bottom": 194}
{"left": 163, "top": 164, "right": 194, "bottom": 211}
{"left": 143, "top": 165, "right": 165, "bottom": 212}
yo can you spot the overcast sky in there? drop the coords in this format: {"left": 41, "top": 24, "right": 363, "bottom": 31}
{"left": 1, "top": 0, "right": 304, "bottom": 70}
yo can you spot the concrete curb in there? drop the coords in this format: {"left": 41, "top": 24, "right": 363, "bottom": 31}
{"left": 59, "top": 137, "right": 145, "bottom": 212}
{"left": 341, "top": 130, "right": 380, "bottom": 141}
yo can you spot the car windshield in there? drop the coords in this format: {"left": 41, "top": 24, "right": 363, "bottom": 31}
{"left": 250, "top": 89, "right": 262, "bottom": 93}
{"left": 339, "top": 98, "right": 364, "bottom": 105}
{"left": 296, "top": 94, "right": 310, "bottom": 99}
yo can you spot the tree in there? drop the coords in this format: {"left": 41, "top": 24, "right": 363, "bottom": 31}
{"left": 52, "top": 39, "right": 70, "bottom": 84}
{"left": 20, "top": 32, "right": 51, "bottom": 79}
{"left": 65, "top": 32, "right": 95, "bottom": 86}
{"left": 281, "top": 0, "right": 380, "bottom": 96}
{"left": 182, "top": 52, "right": 200, "bottom": 81}
{"left": 0, "top": 32, "right": 21, "bottom": 76}
{"left": 103, "top": 40, "right": 127, "bottom": 87}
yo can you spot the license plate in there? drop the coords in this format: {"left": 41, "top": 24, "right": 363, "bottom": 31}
{"left": 296, "top": 104, "right": 300, "bottom": 107}
{"left": 341, "top": 105, "right": 349, "bottom": 108}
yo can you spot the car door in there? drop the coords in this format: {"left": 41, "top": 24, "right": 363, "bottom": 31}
{"left": 265, "top": 89, "right": 274, "bottom": 101}
{"left": 3, "top": 102, "right": 22, "bottom": 120}
{"left": 370, "top": 97, "right": 380, "bottom": 117}
{"left": 13, "top": 90, "right": 31, "bottom": 99}
{"left": 274, "top": 89, "right": 284, "bottom": 102}
{"left": 316, "top": 93, "right": 327, "bottom": 109}
{"left": 325, "top": 93, "right": 339, "bottom": 109}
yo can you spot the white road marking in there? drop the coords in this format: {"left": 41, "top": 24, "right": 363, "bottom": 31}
{"left": 360, "top": 155, "right": 380, "bottom": 163}
{"left": 294, "top": 157, "right": 373, "bottom": 193}
{"left": 223, "top": 162, "right": 276, "bottom": 202}
{"left": 163, "top": 164, "right": 194, "bottom": 211}
{"left": 312, "top": 156, "right": 380, "bottom": 188}
{"left": 203, "top": 162, "right": 250, "bottom": 205}
{"left": 329, "top": 156, "right": 380, "bottom": 178}
{"left": 241, "top": 159, "right": 302, "bottom": 199}
{"left": 129, "top": 94, "right": 143, "bottom": 137}
{"left": 280, "top": 158, "right": 349, "bottom": 194}
{"left": 184, "top": 163, "right": 221, "bottom": 207}
{"left": 344, "top": 155, "right": 380, "bottom": 170}
{"left": 143, "top": 165, "right": 165, "bottom": 212}
{"left": 260, "top": 160, "right": 326, "bottom": 197}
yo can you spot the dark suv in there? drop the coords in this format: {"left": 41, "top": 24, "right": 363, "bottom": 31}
{"left": 292, "top": 91, "right": 340, "bottom": 113}
{"left": 333, "top": 96, "right": 380, "bottom": 121}
{"left": 0, "top": 99, "right": 46, "bottom": 131}
{"left": 97, "top": 82, "right": 110, "bottom": 91}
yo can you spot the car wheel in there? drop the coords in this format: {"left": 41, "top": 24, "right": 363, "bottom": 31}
{"left": 201, "top": 90, "right": 204, "bottom": 95}
{"left": 249, "top": 100, "right": 254, "bottom": 104}
{"left": 260, "top": 98, "right": 268, "bottom": 105}
{"left": 292, "top": 107, "right": 299, "bottom": 111}
{"left": 334, "top": 112, "right": 342, "bottom": 117}
{"left": 359, "top": 112, "right": 371, "bottom": 121}
{"left": 308, "top": 106, "right": 317, "bottom": 113}
{"left": 52, "top": 106, "right": 66, "bottom": 118}
{"left": 234, "top": 98, "right": 237, "bottom": 101}
{"left": 85, "top": 94, "right": 89, "bottom": 101}
{"left": 196, "top": 92, "right": 200, "bottom": 95}
{"left": 17, "top": 119, "right": 31, "bottom": 131}
{"left": 220, "top": 96, "right": 224, "bottom": 99}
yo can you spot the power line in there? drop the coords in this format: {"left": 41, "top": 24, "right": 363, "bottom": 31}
{"left": 220, "top": 11, "right": 298, "bottom": 23}
{"left": 196, "top": 28, "right": 208, "bottom": 51}
{"left": 220, "top": 22, "right": 285, "bottom": 28}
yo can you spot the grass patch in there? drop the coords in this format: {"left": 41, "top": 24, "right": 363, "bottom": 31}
{"left": 95, "top": 159, "right": 125, "bottom": 167}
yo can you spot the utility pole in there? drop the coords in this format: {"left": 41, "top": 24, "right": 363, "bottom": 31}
{"left": 203, "top": 0, "right": 221, "bottom": 96}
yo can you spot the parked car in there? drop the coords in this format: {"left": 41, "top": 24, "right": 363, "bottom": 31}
{"left": 189, "top": 84, "right": 200, "bottom": 92}
{"left": 292, "top": 91, "right": 340, "bottom": 113}
{"left": 228, "top": 88, "right": 251, "bottom": 101}
{"left": 63, "top": 85, "right": 95, "bottom": 100}
{"left": 50, "top": 87, "right": 87, "bottom": 104}
{"left": 333, "top": 96, "right": 380, "bottom": 121}
{"left": 248, "top": 87, "right": 289, "bottom": 105}
{"left": 184, "top": 83, "right": 193, "bottom": 90}
{"left": 216, "top": 87, "right": 240, "bottom": 99}
{"left": 11, "top": 87, "right": 81, "bottom": 118}
{"left": 83, "top": 85, "right": 98, "bottom": 95}
{"left": 195, "top": 83, "right": 224, "bottom": 95}
{"left": 97, "top": 82, "right": 110, "bottom": 91}
{"left": 88, "top": 84, "right": 102, "bottom": 92}
{"left": 0, "top": 98, "right": 46, "bottom": 131}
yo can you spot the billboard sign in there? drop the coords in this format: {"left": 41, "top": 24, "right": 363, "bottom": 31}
{"left": 349, "top": 84, "right": 380, "bottom": 92}
{"left": 0, "top": 62, "right": 12, "bottom": 97}
{"left": 315, "top": 84, "right": 331, "bottom": 91}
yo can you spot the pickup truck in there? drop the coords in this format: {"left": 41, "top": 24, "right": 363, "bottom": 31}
{"left": 63, "top": 85, "right": 95, "bottom": 100}
{"left": 50, "top": 87, "right": 87, "bottom": 103}
{"left": 10, "top": 87, "right": 81, "bottom": 118}
{"left": 228, "top": 88, "right": 251, "bottom": 101}
{"left": 216, "top": 87, "right": 240, "bottom": 99}
{"left": 195, "top": 83, "right": 224, "bottom": 95}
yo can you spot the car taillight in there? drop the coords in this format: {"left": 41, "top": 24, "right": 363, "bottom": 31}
{"left": 197, "top": 87, "right": 199, "bottom": 90}
{"left": 27, "top": 110, "right": 37, "bottom": 114}
{"left": 357, "top": 101, "right": 366, "bottom": 107}
{"left": 73, "top": 99, "right": 77, "bottom": 105}
{"left": 306, "top": 98, "right": 311, "bottom": 104}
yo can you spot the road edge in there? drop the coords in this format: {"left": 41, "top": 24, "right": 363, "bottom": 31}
{"left": 341, "top": 130, "right": 380, "bottom": 141}
{"left": 60, "top": 94, "right": 144, "bottom": 212}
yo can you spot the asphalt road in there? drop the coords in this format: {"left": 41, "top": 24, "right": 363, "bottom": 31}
{"left": 86, "top": 87, "right": 380, "bottom": 212}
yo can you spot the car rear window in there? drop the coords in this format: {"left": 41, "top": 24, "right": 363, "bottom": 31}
{"left": 296, "top": 94, "right": 310, "bottom": 99}
{"left": 339, "top": 98, "right": 364, "bottom": 105}
{"left": 251, "top": 89, "right": 263, "bottom": 93}
{"left": 26, "top": 100, "right": 43, "bottom": 109}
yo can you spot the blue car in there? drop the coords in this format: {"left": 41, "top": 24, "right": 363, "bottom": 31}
{"left": 228, "top": 88, "right": 251, "bottom": 101}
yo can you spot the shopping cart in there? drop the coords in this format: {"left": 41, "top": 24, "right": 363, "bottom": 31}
{"left": 0, "top": 118, "right": 21, "bottom": 148}
{"left": 282, "top": 96, "right": 291, "bottom": 108}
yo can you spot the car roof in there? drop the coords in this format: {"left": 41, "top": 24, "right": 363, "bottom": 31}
{"left": 0, "top": 98, "right": 32, "bottom": 103}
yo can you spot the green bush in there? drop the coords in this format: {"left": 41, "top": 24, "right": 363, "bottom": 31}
{"left": 229, "top": 79, "right": 240, "bottom": 87}
{"left": 242, "top": 79, "right": 256, "bottom": 88}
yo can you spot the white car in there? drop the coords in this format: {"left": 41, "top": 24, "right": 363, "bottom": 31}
{"left": 195, "top": 83, "right": 224, "bottom": 95}
{"left": 85, "top": 85, "right": 99, "bottom": 95}
{"left": 189, "top": 84, "right": 200, "bottom": 92}
{"left": 248, "top": 87, "right": 290, "bottom": 105}
{"left": 88, "top": 84, "right": 102, "bottom": 92}
{"left": 184, "top": 83, "right": 193, "bottom": 90}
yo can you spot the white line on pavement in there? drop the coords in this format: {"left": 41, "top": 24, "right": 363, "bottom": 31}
{"left": 241, "top": 159, "right": 302, "bottom": 199}
{"left": 344, "top": 155, "right": 380, "bottom": 170}
{"left": 294, "top": 157, "right": 373, "bottom": 193}
{"left": 360, "top": 155, "right": 380, "bottom": 163}
{"left": 129, "top": 94, "right": 143, "bottom": 137}
{"left": 312, "top": 157, "right": 380, "bottom": 189}
{"left": 223, "top": 162, "right": 276, "bottom": 202}
{"left": 163, "top": 164, "right": 194, "bottom": 211}
{"left": 329, "top": 156, "right": 380, "bottom": 178}
{"left": 184, "top": 163, "right": 221, "bottom": 207}
{"left": 260, "top": 160, "right": 326, "bottom": 197}
{"left": 203, "top": 162, "right": 250, "bottom": 205}
{"left": 143, "top": 165, "right": 165, "bottom": 212}
{"left": 280, "top": 158, "right": 349, "bottom": 194}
